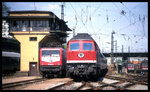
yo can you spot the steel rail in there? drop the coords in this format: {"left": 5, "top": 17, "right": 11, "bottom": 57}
{"left": 2, "top": 78, "right": 46, "bottom": 89}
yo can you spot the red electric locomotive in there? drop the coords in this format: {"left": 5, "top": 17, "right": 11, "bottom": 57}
{"left": 40, "top": 48, "right": 66, "bottom": 78}
{"left": 66, "top": 33, "right": 107, "bottom": 79}
{"left": 140, "top": 60, "right": 148, "bottom": 72}
{"left": 127, "top": 63, "right": 135, "bottom": 73}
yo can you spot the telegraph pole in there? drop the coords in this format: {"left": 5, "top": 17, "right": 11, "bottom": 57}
{"left": 122, "top": 45, "right": 124, "bottom": 61}
{"left": 122, "top": 45, "right": 123, "bottom": 55}
{"left": 73, "top": 28, "right": 75, "bottom": 37}
{"left": 115, "top": 40, "right": 117, "bottom": 53}
{"left": 61, "top": 2, "right": 65, "bottom": 31}
{"left": 111, "top": 31, "right": 115, "bottom": 64}
{"left": 128, "top": 46, "right": 130, "bottom": 62}
{"left": 113, "top": 40, "right": 117, "bottom": 57}
{"left": 99, "top": 36, "right": 100, "bottom": 48}
{"left": 34, "top": 2, "right": 36, "bottom": 10}
{"left": 61, "top": 2, "right": 64, "bottom": 20}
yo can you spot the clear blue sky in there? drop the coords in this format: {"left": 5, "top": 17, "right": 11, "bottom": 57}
{"left": 5, "top": 2, "right": 148, "bottom": 53}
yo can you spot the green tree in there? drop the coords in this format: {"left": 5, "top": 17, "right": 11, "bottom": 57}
{"left": 64, "top": 44, "right": 67, "bottom": 50}
{"left": 117, "top": 59, "right": 122, "bottom": 65}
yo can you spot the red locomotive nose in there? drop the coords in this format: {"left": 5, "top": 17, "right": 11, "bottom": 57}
{"left": 66, "top": 33, "right": 108, "bottom": 78}
{"left": 67, "top": 40, "right": 96, "bottom": 61}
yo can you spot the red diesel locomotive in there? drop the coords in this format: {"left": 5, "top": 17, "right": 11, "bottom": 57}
{"left": 66, "top": 33, "right": 108, "bottom": 79}
{"left": 40, "top": 48, "right": 66, "bottom": 77}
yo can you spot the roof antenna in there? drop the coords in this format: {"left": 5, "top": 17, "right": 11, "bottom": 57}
{"left": 34, "top": 2, "right": 36, "bottom": 10}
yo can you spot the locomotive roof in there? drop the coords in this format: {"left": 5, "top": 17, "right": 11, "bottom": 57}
{"left": 70, "top": 33, "right": 94, "bottom": 41}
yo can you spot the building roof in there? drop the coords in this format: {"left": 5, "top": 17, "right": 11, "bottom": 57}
{"left": 8, "top": 10, "right": 54, "bottom": 14}
{"left": 8, "top": 10, "right": 56, "bottom": 19}
{"left": 8, "top": 10, "right": 72, "bottom": 31}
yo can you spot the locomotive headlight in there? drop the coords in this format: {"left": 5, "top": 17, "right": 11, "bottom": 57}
{"left": 78, "top": 53, "right": 84, "bottom": 58}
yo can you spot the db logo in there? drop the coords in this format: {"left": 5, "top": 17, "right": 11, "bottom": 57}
{"left": 78, "top": 53, "right": 84, "bottom": 58}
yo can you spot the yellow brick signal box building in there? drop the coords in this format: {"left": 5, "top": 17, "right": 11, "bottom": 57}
{"left": 8, "top": 11, "right": 71, "bottom": 74}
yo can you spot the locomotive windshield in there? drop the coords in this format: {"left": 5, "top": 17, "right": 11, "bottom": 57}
{"left": 42, "top": 51, "right": 50, "bottom": 56}
{"left": 51, "top": 50, "right": 60, "bottom": 56}
{"left": 128, "top": 64, "right": 134, "bottom": 67}
{"left": 70, "top": 43, "right": 79, "bottom": 50}
{"left": 42, "top": 50, "right": 60, "bottom": 56}
{"left": 83, "top": 43, "right": 93, "bottom": 50}
{"left": 142, "top": 64, "right": 148, "bottom": 67}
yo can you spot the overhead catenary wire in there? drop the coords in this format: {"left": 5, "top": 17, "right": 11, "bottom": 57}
{"left": 68, "top": 2, "right": 147, "bottom": 53}
{"left": 120, "top": 2, "right": 145, "bottom": 35}
{"left": 91, "top": 3, "right": 103, "bottom": 16}
{"left": 69, "top": 3, "right": 91, "bottom": 34}
{"left": 34, "top": 2, "right": 36, "bottom": 10}
{"left": 113, "top": 2, "right": 143, "bottom": 36}
{"left": 121, "top": 2, "right": 140, "bottom": 18}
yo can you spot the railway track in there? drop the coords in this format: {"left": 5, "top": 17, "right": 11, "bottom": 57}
{"left": 2, "top": 73, "right": 148, "bottom": 90}
{"left": 48, "top": 81, "right": 86, "bottom": 90}
{"left": 46, "top": 80, "right": 128, "bottom": 90}
{"left": 105, "top": 74, "right": 148, "bottom": 85}
{"left": 2, "top": 78, "right": 47, "bottom": 90}
{"left": 46, "top": 74, "right": 148, "bottom": 90}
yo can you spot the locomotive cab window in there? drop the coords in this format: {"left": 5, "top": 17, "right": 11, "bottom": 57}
{"left": 83, "top": 43, "right": 93, "bottom": 50}
{"left": 42, "top": 50, "right": 60, "bottom": 56}
{"left": 51, "top": 50, "right": 60, "bottom": 56}
{"left": 143, "top": 64, "right": 148, "bottom": 67}
{"left": 70, "top": 43, "right": 79, "bottom": 50}
{"left": 128, "top": 64, "right": 134, "bottom": 67}
{"left": 42, "top": 51, "right": 50, "bottom": 56}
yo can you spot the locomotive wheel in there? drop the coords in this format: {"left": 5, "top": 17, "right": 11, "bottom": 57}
{"left": 99, "top": 69, "right": 108, "bottom": 77}
{"left": 42, "top": 74, "right": 47, "bottom": 78}
{"left": 42, "top": 73, "right": 46, "bottom": 78}
{"left": 61, "top": 70, "right": 66, "bottom": 78}
{"left": 59, "top": 71, "right": 62, "bottom": 78}
{"left": 66, "top": 72, "right": 70, "bottom": 77}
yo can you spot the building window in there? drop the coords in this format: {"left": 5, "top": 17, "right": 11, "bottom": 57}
{"left": 10, "top": 20, "right": 29, "bottom": 31}
{"left": 29, "top": 37, "right": 37, "bottom": 41}
{"left": 30, "top": 20, "right": 49, "bottom": 31}
{"left": 10, "top": 20, "right": 49, "bottom": 32}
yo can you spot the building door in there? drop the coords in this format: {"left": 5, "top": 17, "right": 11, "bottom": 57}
{"left": 29, "top": 62, "right": 37, "bottom": 76}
